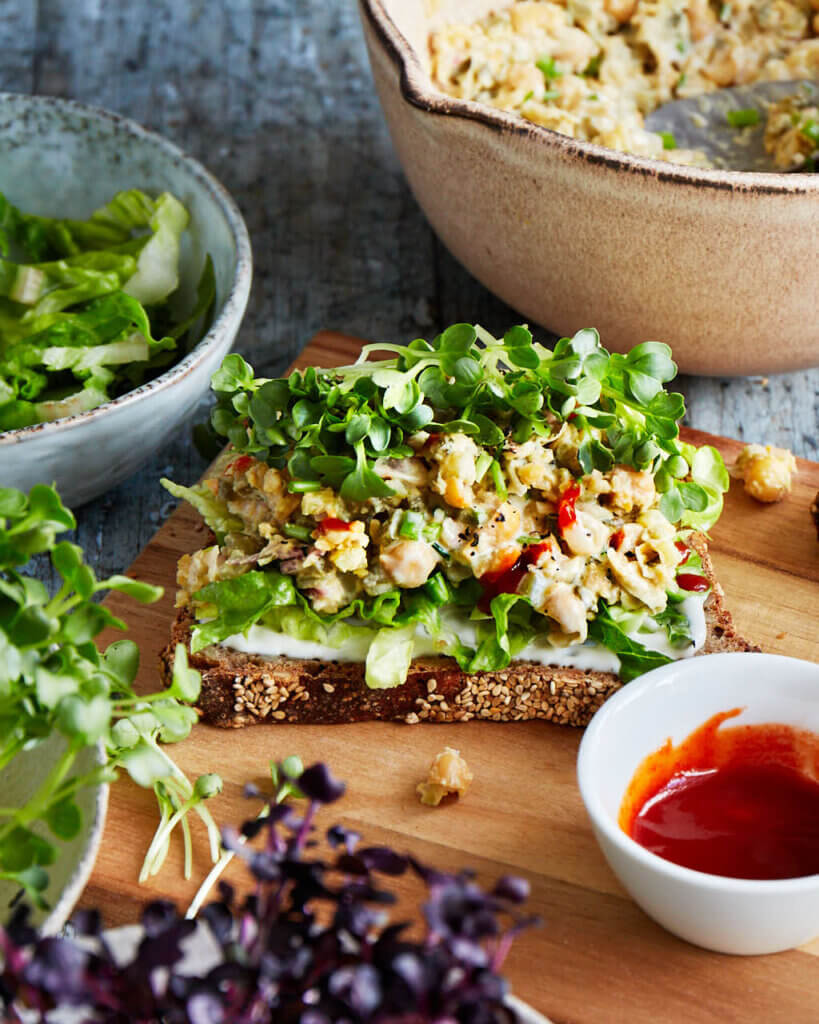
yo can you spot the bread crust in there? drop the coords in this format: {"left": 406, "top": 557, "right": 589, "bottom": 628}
{"left": 160, "top": 535, "right": 758, "bottom": 728}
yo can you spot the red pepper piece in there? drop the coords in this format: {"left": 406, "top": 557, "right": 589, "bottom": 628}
{"left": 557, "top": 483, "right": 581, "bottom": 534}
{"left": 318, "top": 517, "right": 351, "bottom": 533}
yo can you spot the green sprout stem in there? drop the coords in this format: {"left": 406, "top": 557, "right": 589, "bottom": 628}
{"left": 0, "top": 741, "right": 79, "bottom": 843}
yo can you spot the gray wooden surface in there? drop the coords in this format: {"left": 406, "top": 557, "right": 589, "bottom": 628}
{"left": 1, "top": 0, "right": 816, "bottom": 583}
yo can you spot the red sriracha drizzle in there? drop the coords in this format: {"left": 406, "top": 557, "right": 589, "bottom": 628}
{"left": 226, "top": 454, "right": 254, "bottom": 474}
{"left": 677, "top": 573, "right": 708, "bottom": 592}
{"left": 318, "top": 517, "right": 351, "bottom": 533}
{"left": 674, "top": 540, "right": 690, "bottom": 563}
{"left": 620, "top": 710, "right": 819, "bottom": 880}
{"left": 478, "top": 541, "right": 554, "bottom": 612}
{"left": 674, "top": 541, "right": 707, "bottom": 591}
{"left": 478, "top": 483, "right": 579, "bottom": 613}
{"left": 557, "top": 483, "right": 581, "bottom": 533}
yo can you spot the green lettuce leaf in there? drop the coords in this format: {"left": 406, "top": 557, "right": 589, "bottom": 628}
{"left": 190, "top": 571, "right": 296, "bottom": 651}
{"left": 587, "top": 602, "right": 673, "bottom": 682}
{"left": 0, "top": 189, "right": 205, "bottom": 431}
{"left": 653, "top": 597, "right": 693, "bottom": 649}
{"left": 122, "top": 193, "right": 188, "bottom": 305}
{"left": 365, "top": 625, "right": 415, "bottom": 689}
{"left": 160, "top": 478, "right": 246, "bottom": 546}
{"left": 678, "top": 443, "right": 729, "bottom": 531}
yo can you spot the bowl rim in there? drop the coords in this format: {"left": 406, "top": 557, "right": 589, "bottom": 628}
{"left": 360, "top": 0, "right": 819, "bottom": 196}
{"left": 0, "top": 91, "right": 253, "bottom": 449}
{"left": 577, "top": 652, "right": 819, "bottom": 894}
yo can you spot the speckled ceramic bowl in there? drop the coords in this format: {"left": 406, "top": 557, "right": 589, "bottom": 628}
{"left": 0, "top": 93, "right": 252, "bottom": 507}
{"left": 0, "top": 734, "right": 108, "bottom": 936}
{"left": 359, "top": 0, "right": 819, "bottom": 375}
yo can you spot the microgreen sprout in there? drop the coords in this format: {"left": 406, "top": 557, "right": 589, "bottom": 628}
{"left": 199, "top": 323, "right": 724, "bottom": 532}
{"left": 0, "top": 484, "right": 222, "bottom": 906}
{"left": 185, "top": 756, "right": 303, "bottom": 919}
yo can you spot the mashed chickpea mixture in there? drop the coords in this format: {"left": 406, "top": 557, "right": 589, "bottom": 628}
{"left": 429, "top": 0, "right": 819, "bottom": 166}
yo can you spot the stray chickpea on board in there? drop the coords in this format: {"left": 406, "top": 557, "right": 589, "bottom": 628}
{"left": 417, "top": 748, "right": 474, "bottom": 806}
{"left": 734, "top": 444, "right": 797, "bottom": 504}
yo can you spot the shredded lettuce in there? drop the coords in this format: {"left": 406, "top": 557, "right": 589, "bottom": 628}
{"left": 587, "top": 603, "right": 674, "bottom": 682}
{"left": 187, "top": 569, "right": 677, "bottom": 689}
{"left": 122, "top": 193, "right": 188, "bottom": 305}
{"left": 0, "top": 190, "right": 213, "bottom": 429}
{"left": 653, "top": 598, "right": 694, "bottom": 649}
{"left": 678, "top": 443, "right": 730, "bottom": 530}
{"left": 160, "top": 478, "right": 242, "bottom": 546}
{"left": 365, "top": 626, "right": 415, "bottom": 689}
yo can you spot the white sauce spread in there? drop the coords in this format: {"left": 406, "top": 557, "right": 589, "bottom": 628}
{"left": 220, "top": 594, "right": 707, "bottom": 674}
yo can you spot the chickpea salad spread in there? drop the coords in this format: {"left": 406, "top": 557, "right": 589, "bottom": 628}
{"left": 164, "top": 324, "right": 729, "bottom": 690}
{"left": 429, "top": 0, "right": 819, "bottom": 167}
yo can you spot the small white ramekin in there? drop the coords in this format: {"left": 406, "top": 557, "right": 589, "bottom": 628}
{"left": 577, "top": 652, "right": 819, "bottom": 955}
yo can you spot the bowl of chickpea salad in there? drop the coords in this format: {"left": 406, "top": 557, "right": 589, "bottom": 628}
{"left": 358, "top": 0, "right": 819, "bottom": 375}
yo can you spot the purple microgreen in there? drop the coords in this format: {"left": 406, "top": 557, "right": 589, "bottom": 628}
{"left": 0, "top": 762, "right": 537, "bottom": 1022}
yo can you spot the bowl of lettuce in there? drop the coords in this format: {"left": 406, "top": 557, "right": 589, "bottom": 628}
{"left": 0, "top": 93, "right": 252, "bottom": 507}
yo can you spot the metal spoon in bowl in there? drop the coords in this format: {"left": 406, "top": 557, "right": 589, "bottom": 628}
{"left": 645, "top": 79, "right": 818, "bottom": 172}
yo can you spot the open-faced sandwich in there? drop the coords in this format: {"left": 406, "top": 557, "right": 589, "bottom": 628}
{"left": 161, "top": 324, "right": 755, "bottom": 728}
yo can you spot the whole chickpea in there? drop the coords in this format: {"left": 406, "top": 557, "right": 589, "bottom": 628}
{"left": 735, "top": 444, "right": 797, "bottom": 503}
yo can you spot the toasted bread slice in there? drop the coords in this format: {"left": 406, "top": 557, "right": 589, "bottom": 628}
{"left": 160, "top": 535, "right": 757, "bottom": 728}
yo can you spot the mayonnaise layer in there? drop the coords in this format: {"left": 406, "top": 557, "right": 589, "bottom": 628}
{"left": 220, "top": 594, "right": 707, "bottom": 674}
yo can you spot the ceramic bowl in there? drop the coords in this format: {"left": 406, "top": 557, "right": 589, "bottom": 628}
{"left": 0, "top": 734, "right": 108, "bottom": 935}
{"left": 577, "top": 652, "right": 819, "bottom": 955}
{"left": 359, "top": 0, "right": 819, "bottom": 376}
{"left": 0, "top": 93, "right": 252, "bottom": 507}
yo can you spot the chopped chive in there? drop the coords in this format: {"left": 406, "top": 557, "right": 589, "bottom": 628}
{"left": 489, "top": 459, "right": 507, "bottom": 501}
{"left": 522, "top": 89, "right": 534, "bottom": 103}
{"left": 399, "top": 510, "right": 423, "bottom": 540}
{"left": 283, "top": 523, "right": 313, "bottom": 542}
{"left": 424, "top": 572, "right": 452, "bottom": 605}
{"left": 542, "top": 89, "right": 561, "bottom": 101}
{"left": 536, "top": 56, "right": 562, "bottom": 79}
{"left": 676, "top": 71, "right": 687, "bottom": 89}
{"left": 719, "top": 2, "right": 731, "bottom": 19}
{"left": 287, "top": 479, "right": 322, "bottom": 493}
{"left": 675, "top": 40, "right": 687, "bottom": 54}
{"left": 517, "top": 534, "right": 542, "bottom": 546}
{"left": 659, "top": 131, "right": 676, "bottom": 150}
{"left": 726, "top": 108, "right": 760, "bottom": 128}
{"left": 422, "top": 521, "right": 442, "bottom": 542}
{"left": 431, "top": 540, "right": 450, "bottom": 559}
{"left": 474, "top": 451, "right": 492, "bottom": 482}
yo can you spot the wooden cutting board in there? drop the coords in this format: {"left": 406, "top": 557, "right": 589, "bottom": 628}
{"left": 84, "top": 331, "right": 819, "bottom": 1023}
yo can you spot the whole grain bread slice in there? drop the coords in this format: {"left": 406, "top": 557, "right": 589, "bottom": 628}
{"left": 160, "top": 535, "right": 758, "bottom": 729}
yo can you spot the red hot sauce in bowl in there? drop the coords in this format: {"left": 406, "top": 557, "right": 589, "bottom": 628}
{"left": 619, "top": 710, "right": 819, "bottom": 881}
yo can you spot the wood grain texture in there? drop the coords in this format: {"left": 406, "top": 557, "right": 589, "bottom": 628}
{"left": 81, "top": 332, "right": 819, "bottom": 1023}
{"left": 1, "top": 0, "right": 816, "bottom": 588}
